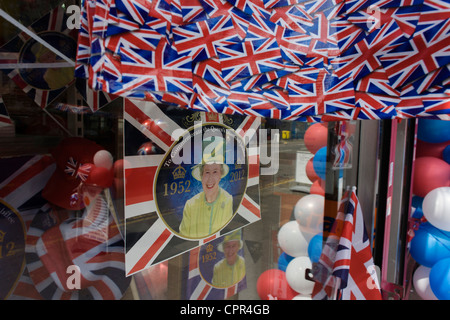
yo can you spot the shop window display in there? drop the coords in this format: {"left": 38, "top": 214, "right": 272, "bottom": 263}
{"left": 1, "top": 0, "right": 450, "bottom": 303}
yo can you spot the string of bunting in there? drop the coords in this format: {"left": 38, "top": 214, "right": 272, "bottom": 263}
{"left": 75, "top": 0, "right": 450, "bottom": 121}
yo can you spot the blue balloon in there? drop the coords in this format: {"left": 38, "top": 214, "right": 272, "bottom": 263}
{"left": 417, "top": 119, "right": 450, "bottom": 144}
{"left": 313, "top": 147, "right": 327, "bottom": 180}
{"left": 409, "top": 222, "right": 450, "bottom": 267}
{"left": 278, "top": 252, "right": 294, "bottom": 272}
{"left": 443, "top": 145, "right": 450, "bottom": 164}
{"left": 411, "top": 196, "right": 424, "bottom": 219}
{"left": 429, "top": 257, "right": 450, "bottom": 300}
{"left": 308, "top": 234, "right": 323, "bottom": 263}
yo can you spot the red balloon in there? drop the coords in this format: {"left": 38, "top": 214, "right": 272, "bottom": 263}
{"left": 416, "top": 140, "right": 449, "bottom": 159}
{"left": 256, "top": 269, "right": 297, "bottom": 300}
{"left": 304, "top": 123, "right": 328, "bottom": 154}
{"left": 306, "top": 158, "right": 319, "bottom": 182}
{"left": 413, "top": 157, "right": 450, "bottom": 198}
{"left": 310, "top": 179, "right": 325, "bottom": 195}
{"left": 85, "top": 166, "right": 114, "bottom": 189}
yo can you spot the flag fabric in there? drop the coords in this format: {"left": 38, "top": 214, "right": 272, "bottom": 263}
{"left": 312, "top": 187, "right": 382, "bottom": 300}
{"left": 73, "top": 0, "right": 450, "bottom": 121}
{"left": 26, "top": 195, "right": 131, "bottom": 300}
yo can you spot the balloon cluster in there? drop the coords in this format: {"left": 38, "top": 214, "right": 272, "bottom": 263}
{"left": 256, "top": 194, "right": 325, "bottom": 300}
{"left": 409, "top": 119, "right": 450, "bottom": 300}
{"left": 304, "top": 123, "right": 328, "bottom": 195}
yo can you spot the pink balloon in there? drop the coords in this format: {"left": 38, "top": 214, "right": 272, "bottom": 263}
{"left": 416, "top": 140, "right": 449, "bottom": 159}
{"left": 310, "top": 179, "right": 325, "bottom": 195}
{"left": 256, "top": 269, "right": 297, "bottom": 300}
{"left": 413, "top": 157, "right": 450, "bottom": 198}
{"left": 304, "top": 123, "right": 328, "bottom": 154}
{"left": 306, "top": 158, "right": 319, "bottom": 182}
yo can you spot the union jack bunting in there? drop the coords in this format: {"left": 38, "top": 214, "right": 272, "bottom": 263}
{"left": 124, "top": 99, "right": 261, "bottom": 275}
{"left": 312, "top": 188, "right": 382, "bottom": 300}
{"left": 26, "top": 195, "right": 131, "bottom": 299}
{"left": 172, "top": 15, "right": 242, "bottom": 62}
{"left": 113, "top": 38, "right": 193, "bottom": 95}
{"left": 1, "top": 5, "right": 78, "bottom": 109}
{"left": 287, "top": 70, "right": 355, "bottom": 115}
{"left": 217, "top": 38, "right": 285, "bottom": 83}
{"left": 199, "top": 0, "right": 251, "bottom": 39}
{"left": 332, "top": 20, "right": 407, "bottom": 81}
{"left": 75, "top": 0, "right": 450, "bottom": 120}
{"left": 380, "top": 19, "right": 450, "bottom": 89}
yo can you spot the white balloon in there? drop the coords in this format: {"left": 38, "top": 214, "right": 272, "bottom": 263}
{"left": 413, "top": 265, "right": 438, "bottom": 300}
{"left": 277, "top": 221, "right": 309, "bottom": 257}
{"left": 294, "top": 194, "right": 325, "bottom": 242}
{"left": 422, "top": 187, "right": 450, "bottom": 231}
{"left": 292, "top": 294, "right": 312, "bottom": 300}
{"left": 285, "top": 256, "right": 314, "bottom": 295}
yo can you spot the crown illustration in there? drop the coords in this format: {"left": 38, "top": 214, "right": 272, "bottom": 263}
{"left": 206, "top": 243, "right": 214, "bottom": 253}
{"left": 172, "top": 165, "right": 186, "bottom": 180}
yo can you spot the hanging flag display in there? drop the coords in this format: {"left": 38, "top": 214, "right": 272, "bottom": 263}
{"left": 312, "top": 187, "right": 382, "bottom": 300}
{"left": 75, "top": 0, "right": 450, "bottom": 121}
{"left": 123, "top": 99, "right": 261, "bottom": 276}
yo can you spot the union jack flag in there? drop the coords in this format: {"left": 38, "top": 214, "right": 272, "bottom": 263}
{"left": 355, "top": 92, "right": 400, "bottom": 110}
{"left": 287, "top": 70, "right": 355, "bottom": 115}
{"left": 347, "top": 5, "right": 421, "bottom": 37}
{"left": 274, "top": 25, "right": 311, "bottom": 66}
{"left": 105, "top": 23, "right": 163, "bottom": 54}
{"left": 228, "top": 0, "right": 271, "bottom": 19}
{"left": 217, "top": 38, "right": 285, "bottom": 83}
{"left": 416, "top": 0, "right": 450, "bottom": 35}
{"left": 172, "top": 15, "right": 242, "bottom": 62}
{"left": 395, "top": 83, "right": 426, "bottom": 118}
{"left": 380, "top": 19, "right": 450, "bottom": 89}
{"left": 111, "top": 38, "right": 193, "bottom": 96}
{"left": 332, "top": 20, "right": 407, "bottom": 81}
{"left": 355, "top": 68, "right": 401, "bottom": 97}
{"left": 64, "top": 157, "right": 92, "bottom": 182}
{"left": 411, "top": 65, "right": 450, "bottom": 94}
{"left": 114, "top": 0, "right": 151, "bottom": 25}
{"left": 273, "top": 66, "right": 319, "bottom": 89}
{"left": 124, "top": 99, "right": 261, "bottom": 275}
{"left": 329, "top": 17, "right": 366, "bottom": 56}
{"left": 181, "top": 0, "right": 209, "bottom": 24}
{"left": 421, "top": 87, "right": 450, "bottom": 115}
{"left": 199, "top": 0, "right": 251, "bottom": 39}
{"left": 193, "top": 56, "right": 230, "bottom": 90}
{"left": 263, "top": 0, "right": 309, "bottom": 9}
{"left": 312, "top": 188, "right": 382, "bottom": 300}
{"left": 302, "top": 12, "right": 340, "bottom": 63}
{"left": 269, "top": 4, "right": 314, "bottom": 33}
{"left": 26, "top": 195, "right": 130, "bottom": 299}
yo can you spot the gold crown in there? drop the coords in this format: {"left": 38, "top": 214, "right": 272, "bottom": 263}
{"left": 0, "top": 230, "right": 5, "bottom": 243}
{"left": 172, "top": 165, "right": 186, "bottom": 180}
{"left": 206, "top": 243, "right": 214, "bottom": 253}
